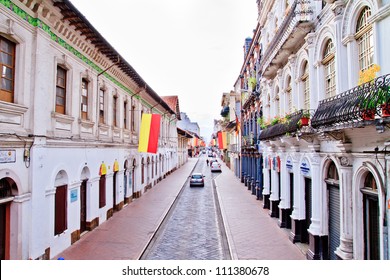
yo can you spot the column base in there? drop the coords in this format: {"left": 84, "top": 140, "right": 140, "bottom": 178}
{"left": 269, "top": 199, "right": 280, "bottom": 218}
{"left": 306, "top": 233, "right": 328, "bottom": 260}
{"left": 289, "top": 218, "right": 308, "bottom": 244}
{"left": 278, "top": 208, "right": 292, "bottom": 228}
{"left": 263, "top": 194, "right": 270, "bottom": 209}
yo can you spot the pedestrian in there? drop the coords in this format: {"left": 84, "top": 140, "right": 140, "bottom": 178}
{"left": 206, "top": 159, "right": 209, "bottom": 166}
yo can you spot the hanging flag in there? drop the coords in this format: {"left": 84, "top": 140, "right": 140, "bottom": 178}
{"left": 138, "top": 113, "right": 161, "bottom": 154}
{"left": 235, "top": 116, "right": 241, "bottom": 135}
{"left": 218, "top": 131, "right": 227, "bottom": 150}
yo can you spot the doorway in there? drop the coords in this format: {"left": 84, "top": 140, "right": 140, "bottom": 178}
{"left": 80, "top": 180, "right": 87, "bottom": 234}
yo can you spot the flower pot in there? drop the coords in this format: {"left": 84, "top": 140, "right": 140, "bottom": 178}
{"left": 381, "top": 103, "right": 390, "bottom": 118}
{"left": 361, "top": 109, "right": 375, "bottom": 120}
{"left": 300, "top": 117, "right": 309, "bottom": 126}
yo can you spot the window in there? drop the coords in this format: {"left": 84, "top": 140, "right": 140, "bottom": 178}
{"left": 286, "top": 76, "right": 292, "bottom": 113}
{"left": 0, "top": 36, "right": 15, "bottom": 103}
{"left": 356, "top": 7, "right": 373, "bottom": 72}
{"left": 141, "top": 158, "right": 145, "bottom": 184}
{"left": 322, "top": 40, "right": 336, "bottom": 98}
{"left": 113, "top": 95, "right": 117, "bottom": 127}
{"left": 124, "top": 101, "right": 127, "bottom": 129}
{"left": 99, "top": 175, "right": 106, "bottom": 208}
{"left": 131, "top": 104, "right": 135, "bottom": 131}
{"left": 301, "top": 61, "right": 310, "bottom": 110}
{"left": 56, "top": 66, "right": 67, "bottom": 114}
{"left": 99, "top": 89, "right": 105, "bottom": 123}
{"left": 81, "top": 79, "right": 88, "bottom": 120}
{"left": 54, "top": 185, "right": 67, "bottom": 235}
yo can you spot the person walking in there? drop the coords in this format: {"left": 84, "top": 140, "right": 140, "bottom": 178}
{"left": 206, "top": 159, "right": 209, "bottom": 166}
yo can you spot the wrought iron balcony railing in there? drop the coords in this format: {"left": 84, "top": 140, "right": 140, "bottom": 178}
{"left": 259, "top": 110, "right": 309, "bottom": 141}
{"left": 311, "top": 74, "right": 390, "bottom": 129}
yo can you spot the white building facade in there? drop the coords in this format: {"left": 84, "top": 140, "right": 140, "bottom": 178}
{"left": 0, "top": 0, "right": 179, "bottom": 260}
{"left": 239, "top": 0, "right": 390, "bottom": 259}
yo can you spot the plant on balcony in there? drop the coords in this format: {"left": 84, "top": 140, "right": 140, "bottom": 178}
{"left": 249, "top": 76, "right": 257, "bottom": 91}
{"left": 257, "top": 117, "right": 270, "bottom": 129}
{"left": 299, "top": 110, "right": 311, "bottom": 126}
{"left": 358, "top": 64, "right": 381, "bottom": 120}
{"left": 271, "top": 116, "right": 281, "bottom": 125}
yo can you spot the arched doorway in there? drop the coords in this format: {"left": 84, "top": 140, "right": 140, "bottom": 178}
{"left": 325, "top": 161, "right": 340, "bottom": 260}
{"left": 80, "top": 166, "right": 90, "bottom": 234}
{"left": 0, "top": 177, "right": 16, "bottom": 260}
{"left": 361, "top": 172, "right": 380, "bottom": 260}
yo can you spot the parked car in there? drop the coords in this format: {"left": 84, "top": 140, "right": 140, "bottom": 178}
{"left": 210, "top": 162, "right": 222, "bottom": 172}
{"left": 189, "top": 173, "right": 205, "bottom": 187}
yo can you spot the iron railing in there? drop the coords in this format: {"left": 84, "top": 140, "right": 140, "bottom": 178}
{"left": 311, "top": 74, "right": 390, "bottom": 128}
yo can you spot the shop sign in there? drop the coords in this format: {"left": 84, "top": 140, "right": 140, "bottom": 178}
{"left": 70, "top": 189, "right": 78, "bottom": 203}
{"left": 0, "top": 150, "right": 16, "bottom": 164}
{"left": 286, "top": 156, "right": 293, "bottom": 172}
{"left": 300, "top": 158, "right": 311, "bottom": 177}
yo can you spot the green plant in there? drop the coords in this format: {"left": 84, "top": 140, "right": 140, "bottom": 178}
{"left": 249, "top": 77, "right": 257, "bottom": 91}
{"left": 301, "top": 110, "right": 311, "bottom": 118}
{"left": 271, "top": 116, "right": 280, "bottom": 125}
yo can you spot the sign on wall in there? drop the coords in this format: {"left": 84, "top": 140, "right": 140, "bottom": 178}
{"left": 300, "top": 158, "right": 311, "bottom": 177}
{"left": 70, "top": 189, "right": 78, "bottom": 203}
{"left": 0, "top": 150, "right": 16, "bottom": 164}
{"left": 286, "top": 156, "right": 293, "bottom": 172}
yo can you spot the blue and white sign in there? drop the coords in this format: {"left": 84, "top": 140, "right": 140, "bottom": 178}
{"left": 300, "top": 158, "right": 311, "bottom": 177}
{"left": 286, "top": 156, "right": 293, "bottom": 172}
{"left": 70, "top": 189, "right": 78, "bottom": 203}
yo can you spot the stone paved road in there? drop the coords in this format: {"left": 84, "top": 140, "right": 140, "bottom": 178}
{"left": 141, "top": 155, "right": 230, "bottom": 260}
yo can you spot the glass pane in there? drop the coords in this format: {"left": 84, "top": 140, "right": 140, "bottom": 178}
{"left": 0, "top": 53, "right": 13, "bottom": 65}
{"left": 2, "top": 66, "right": 12, "bottom": 79}
{"left": 56, "top": 96, "right": 64, "bottom": 105}
{"left": 1, "top": 78, "right": 12, "bottom": 91}
{"left": 56, "top": 87, "right": 65, "bottom": 97}
{"left": 0, "top": 39, "right": 14, "bottom": 53}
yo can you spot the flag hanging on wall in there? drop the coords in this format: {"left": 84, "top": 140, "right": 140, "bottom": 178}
{"left": 138, "top": 113, "right": 161, "bottom": 154}
{"left": 218, "top": 131, "right": 227, "bottom": 150}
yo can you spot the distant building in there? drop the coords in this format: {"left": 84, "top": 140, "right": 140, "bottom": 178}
{"left": 177, "top": 112, "right": 200, "bottom": 136}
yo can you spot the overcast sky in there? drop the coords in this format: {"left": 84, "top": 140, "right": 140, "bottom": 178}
{"left": 70, "top": 0, "right": 258, "bottom": 141}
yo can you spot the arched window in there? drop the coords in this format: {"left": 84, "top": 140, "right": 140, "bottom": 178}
{"left": 322, "top": 39, "right": 336, "bottom": 98}
{"left": 356, "top": 7, "right": 373, "bottom": 72}
{"left": 301, "top": 61, "right": 310, "bottom": 110}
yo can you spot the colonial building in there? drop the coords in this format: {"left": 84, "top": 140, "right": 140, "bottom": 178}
{"left": 237, "top": 0, "right": 390, "bottom": 260}
{"left": 0, "top": 0, "right": 179, "bottom": 259}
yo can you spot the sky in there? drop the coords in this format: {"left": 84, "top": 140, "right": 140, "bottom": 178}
{"left": 69, "top": 0, "right": 258, "bottom": 142}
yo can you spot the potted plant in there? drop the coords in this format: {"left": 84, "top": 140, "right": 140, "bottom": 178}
{"left": 358, "top": 64, "right": 381, "bottom": 120}
{"left": 300, "top": 110, "right": 310, "bottom": 126}
{"left": 377, "top": 85, "right": 390, "bottom": 117}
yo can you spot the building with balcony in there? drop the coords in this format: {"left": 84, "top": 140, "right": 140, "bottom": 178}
{"left": 0, "top": 0, "right": 178, "bottom": 259}
{"left": 236, "top": 0, "right": 390, "bottom": 260}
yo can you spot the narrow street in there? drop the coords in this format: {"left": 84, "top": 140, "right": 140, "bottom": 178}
{"left": 140, "top": 155, "right": 230, "bottom": 260}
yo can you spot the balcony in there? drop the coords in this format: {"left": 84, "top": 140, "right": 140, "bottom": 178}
{"left": 311, "top": 73, "right": 390, "bottom": 129}
{"left": 259, "top": 110, "right": 310, "bottom": 141}
{"left": 259, "top": 0, "right": 314, "bottom": 79}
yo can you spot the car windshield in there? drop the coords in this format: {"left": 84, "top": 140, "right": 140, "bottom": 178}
{"left": 192, "top": 174, "right": 203, "bottom": 179}
{"left": 211, "top": 162, "right": 219, "bottom": 166}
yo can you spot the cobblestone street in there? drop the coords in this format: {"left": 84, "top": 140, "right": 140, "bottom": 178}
{"left": 141, "top": 156, "right": 230, "bottom": 260}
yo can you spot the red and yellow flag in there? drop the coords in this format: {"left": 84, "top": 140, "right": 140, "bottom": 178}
{"left": 138, "top": 113, "right": 161, "bottom": 154}
{"left": 218, "top": 131, "right": 227, "bottom": 150}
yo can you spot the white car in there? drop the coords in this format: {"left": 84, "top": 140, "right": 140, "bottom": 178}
{"left": 210, "top": 161, "right": 222, "bottom": 172}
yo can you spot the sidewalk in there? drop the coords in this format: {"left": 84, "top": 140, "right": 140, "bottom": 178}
{"left": 54, "top": 158, "right": 199, "bottom": 260}
{"left": 215, "top": 162, "right": 306, "bottom": 260}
